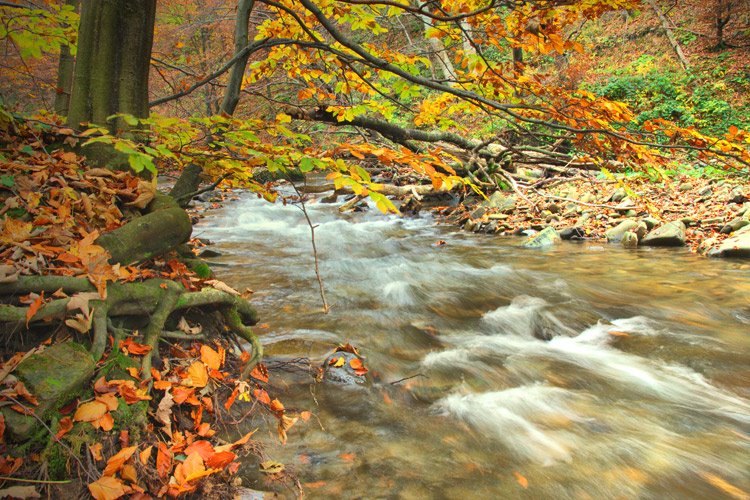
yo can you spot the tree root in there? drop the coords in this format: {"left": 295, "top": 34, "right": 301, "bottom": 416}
{"left": 1, "top": 277, "right": 262, "bottom": 378}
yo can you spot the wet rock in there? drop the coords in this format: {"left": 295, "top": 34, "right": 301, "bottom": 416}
{"left": 708, "top": 225, "right": 750, "bottom": 258}
{"left": 621, "top": 231, "right": 638, "bottom": 248}
{"left": 559, "top": 227, "right": 586, "bottom": 240}
{"left": 464, "top": 220, "right": 477, "bottom": 232}
{"left": 322, "top": 351, "right": 368, "bottom": 386}
{"left": 634, "top": 221, "right": 648, "bottom": 240}
{"left": 320, "top": 192, "right": 339, "bottom": 203}
{"left": 522, "top": 226, "right": 561, "bottom": 248}
{"left": 482, "top": 192, "right": 516, "bottom": 213}
{"left": 1, "top": 342, "right": 95, "bottom": 440}
{"left": 605, "top": 220, "right": 639, "bottom": 243}
{"left": 198, "top": 248, "right": 222, "bottom": 258}
{"left": 641, "top": 221, "right": 686, "bottom": 247}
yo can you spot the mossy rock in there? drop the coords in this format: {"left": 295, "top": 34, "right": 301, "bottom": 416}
{"left": 1, "top": 342, "right": 95, "bottom": 441}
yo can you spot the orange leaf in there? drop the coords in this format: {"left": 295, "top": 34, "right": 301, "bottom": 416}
{"left": 96, "top": 393, "right": 119, "bottom": 412}
{"left": 121, "top": 463, "right": 137, "bottom": 483}
{"left": 299, "top": 411, "right": 312, "bottom": 422}
{"left": 184, "top": 361, "right": 208, "bottom": 388}
{"left": 172, "top": 386, "right": 196, "bottom": 405}
{"left": 339, "top": 452, "right": 356, "bottom": 462}
{"left": 269, "top": 399, "right": 285, "bottom": 413}
{"left": 224, "top": 387, "right": 239, "bottom": 411}
{"left": 55, "top": 417, "right": 73, "bottom": 440}
{"left": 196, "top": 422, "right": 215, "bottom": 437}
{"left": 89, "top": 443, "right": 104, "bottom": 462}
{"left": 88, "top": 475, "right": 131, "bottom": 500}
{"left": 249, "top": 364, "right": 269, "bottom": 383}
{"left": 73, "top": 401, "right": 108, "bottom": 422}
{"left": 200, "top": 345, "right": 222, "bottom": 371}
{"left": 15, "top": 382, "right": 38, "bottom": 406}
{"left": 156, "top": 442, "right": 172, "bottom": 479}
{"left": 253, "top": 389, "right": 270, "bottom": 405}
{"left": 97, "top": 412, "right": 114, "bottom": 432}
{"left": 139, "top": 446, "right": 153, "bottom": 466}
{"left": 184, "top": 440, "right": 214, "bottom": 461}
{"left": 25, "top": 292, "right": 44, "bottom": 327}
{"left": 153, "top": 380, "right": 172, "bottom": 390}
{"left": 120, "top": 337, "right": 152, "bottom": 356}
{"left": 205, "top": 451, "right": 236, "bottom": 469}
{"left": 513, "top": 471, "right": 529, "bottom": 489}
{"left": 102, "top": 446, "right": 137, "bottom": 477}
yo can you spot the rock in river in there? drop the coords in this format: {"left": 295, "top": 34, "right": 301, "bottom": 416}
{"left": 641, "top": 221, "right": 686, "bottom": 247}
{"left": 605, "top": 220, "right": 639, "bottom": 243}
{"left": 708, "top": 225, "right": 750, "bottom": 258}
{"left": 522, "top": 226, "right": 561, "bottom": 248}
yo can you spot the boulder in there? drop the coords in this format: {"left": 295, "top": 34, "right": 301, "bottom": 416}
{"left": 522, "top": 226, "right": 561, "bottom": 248}
{"left": 641, "top": 217, "right": 660, "bottom": 230}
{"left": 559, "top": 227, "right": 586, "bottom": 240}
{"left": 609, "top": 188, "right": 627, "bottom": 202}
{"left": 708, "top": 225, "right": 750, "bottom": 258}
{"left": 605, "top": 220, "right": 639, "bottom": 243}
{"left": 641, "top": 221, "right": 686, "bottom": 247}
{"left": 322, "top": 351, "right": 368, "bottom": 386}
{"left": 1, "top": 342, "right": 95, "bottom": 440}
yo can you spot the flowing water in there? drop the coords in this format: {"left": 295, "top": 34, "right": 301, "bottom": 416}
{"left": 196, "top": 185, "right": 750, "bottom": 499}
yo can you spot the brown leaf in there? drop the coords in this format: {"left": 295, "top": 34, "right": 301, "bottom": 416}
{"left": 14, "top": 382, "right": 38, "bottom": 406}
{"left": 204, "top": 279, "right": 240, "bottom": 296}
{"left": 155, "top": 391, "right": 174, "bottom": 434}
{"left": 0, "top": 486, "right": 40, "bottom": 499}
{"left": 120, "top": 338, "right": 152, "bottom": 356}
{"left": 249, "top": 364, "right": 269, "bottom": 383}
{"left": 177, "top": 317, "right": 202, "bottom": 335}
{"left": 277, "top": 414, "right": 298, "bottom": 445}
{"left": 139, "top": 446, "right": 153, "bottom": 466}
{"left": 0, "top": 264, "right": 20, "bottom": 284}
{"left": 102, "top": 446, "right": 137, "bottom": 477}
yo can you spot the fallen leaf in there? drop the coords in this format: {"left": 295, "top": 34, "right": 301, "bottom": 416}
{"left": 339, "top": 452, "right": 356, "bottom": 462}
{"left": 0, "top": 265, "right": 20, "bottom": 284}
{"left": 249, "top": 364, "right": 269, "bottom": 383}
{"left": 259, "top": 461, "right": 285, "bottom": 475}
{"left": 102, "top": 446, "right": 137, "bottom": 476}
{"left": 277, "top": 414, "right": 298, "bottom": 445}
{"left": 205, "top": 451, "right": 236, "bottom": 469}
{"left": 156, "top": 442, "right": 172, "bottom": 479}
{"left": 331, "top": 357, "right": 345, "bottom": 368}
{"left": 224, "top": 387, "right": 239, "bottom": 411}
{"left": 121, "top": 463, "right": 137, "bottom": 483}
{"left": 205, "top": 279, "right": 240, "bottom": 296}
{"left": 0, "top": 413, "right": 5, "bottom": 440}
{"left": 120, "top": 337, "right": 152, "bottom": 356}
{"left": 0, "top": 486, "right": 40, "bottom": 499}
{"left": 66, "top": 291, "right": 101, "bottom": 319}
{"left": 349, "top": 357, "right": 368, "bottom": 376}
{"left": 513, "top": 471, "right": 529, "bottom": 489}
{"left": 334, "top": 343, "right": 361, "bottom": 356}
{"left": 184, "top": 361, "right": 208, "bottom": 388}
{"left": 200, "top": 345, "right": 222, "bottom": 371}
{"left": 65, "top": 313, "right": 93, "bottom": 333}
{"left": 155, "top": 390, "right": 174, "bottom": 434}
{"left": 177, "top": 317, "right": 202, "bottom": 335}
{"left": 89, "top": 443, "right": 104, "bottom": 461}
{"left": 299, "top": 411, "right": 312, "bottom": 422}
{"left": 608, "top": 331, "right": 630, "bottom": 337}
{"left": 88, "top": 475, "right": 131, "bottom": 500}
{"left": 14, "top": 382, "right": 38, "bottom": 406}
{"left": 55, "top": 417, "right": 73, "bottom": 440}
{"left": 96, "top": 393, "right": 119, "bottom": 412}
{"left": 25, "top": 292, "right": 45, "bottom": 327}
{"left": 139, "top": 446, "right": 153, "bottom": 466}
{"left": 95, "top": 412, "right": 114, "bottom": 432}
{"left": 184, "top": 440, "right": 214, "bottom": 461}
{"left": 73, "top": 400, "right": 108, "bottom": 422}
{"left": 253, "top": 388, "right": 270, "bottom": 405}
{"left": 269, "top": 399, "right": 285, "bottom": 413}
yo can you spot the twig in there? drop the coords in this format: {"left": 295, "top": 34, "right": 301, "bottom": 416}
{"left": 389, "top": 373, "right": 427, "bottom": 385}
{"left": 173, "top": 173, "right": 231, "bottom": 203}
{"left": 289, "top": 182, "right": 330, "bottom": 314}
{"left": 533, "top": 191, "right": 620, "bottom": 209}
{"left": 0, "top": 476, "right": 71, "bottom": 484}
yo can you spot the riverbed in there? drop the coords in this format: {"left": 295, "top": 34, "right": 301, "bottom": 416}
{"left": 196, "top": 186, "right": 750, "bottom": 499}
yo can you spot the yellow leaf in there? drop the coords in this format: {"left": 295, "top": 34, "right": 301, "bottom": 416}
{"left": 260, "top": 461, "right": 285, "bottom": 474}
{"left": 200, "top": 345, "right": 222, "bottom": 371}
{"left": 276, "top": 113, "right": 292, "bottom": 123}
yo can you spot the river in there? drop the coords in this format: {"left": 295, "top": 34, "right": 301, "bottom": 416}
{"left": 196, "top": 185, "right": 750, "bottom": 499}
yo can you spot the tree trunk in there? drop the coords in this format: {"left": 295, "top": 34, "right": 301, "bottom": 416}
{"left": 67, "top": 0, "right": 156, "bottom": 133}
{"left": 53, "top": 0, "right": 78, "bottom": 116}
{"left": 220, "top": 0, "right": 256, "bottom": 116}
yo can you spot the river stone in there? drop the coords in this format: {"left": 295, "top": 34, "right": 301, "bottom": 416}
{"left": 641, "top": 221, "right": 686, "bottom": 247}
{"left": 482, "top": 192, "right": 516, "bottom": 213}
{"left": 621, "top": 231, "right": 638, "bottom": 248}
{"left": 522, "top": 226, "right": 561, "bottom": 248}
{"left": 322, "top": 351, "right": 368, "bottom": 386}
{"left": 641, "top": 217, "right": 660, "bottom": 230}
{"left": 720, "top": 217, "right": 749, "bottom": 234}
{"left": 605, "top": 220, "right": 639, "bottom": 243}
{"left": 708, "top": 225, "right": 750, "bottom": 258}
{"left": 614, "top": 198, "right": 636, "bottom": 214}
{"left": 1, "top": 342, "right": 95, "bottom": 440}
{"left": 559, "top": 227, "right": 586, "bottom": 240}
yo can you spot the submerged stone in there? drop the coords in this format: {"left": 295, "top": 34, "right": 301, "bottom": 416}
{"left": 1, "top": 342, "right": 95, "bottom": 440}
{"left": 522, "top": 226, "right": 561, "bottom": 248}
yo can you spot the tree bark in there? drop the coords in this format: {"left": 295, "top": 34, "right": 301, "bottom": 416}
{"left": 220, "top": 0, "right": 256, "bottom": 116}
{"left": 53, "top": 0, "right": 78, "bottom": 116}
{"left": 646, "top": 0, "right": 690, "bottom": 69}
{"left": 67, "top": 0, "right": 156, "bottom": 132}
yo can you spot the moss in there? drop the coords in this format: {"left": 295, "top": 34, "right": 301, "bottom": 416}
{"left": 45, "top": 441, "right": 71, "bottom": 481}
{"left": 112, "top": 400, "right": 148, "bottom": 439}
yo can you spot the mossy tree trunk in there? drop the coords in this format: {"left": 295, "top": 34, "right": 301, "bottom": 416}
{"left": 220, "top": 0, "right": 256, "bottom": 116}
{"left": 53, "top": 0, "right": 78, "bottom": 116}
{"left": 67, "top": 0, "right": 156, "bottom": 134}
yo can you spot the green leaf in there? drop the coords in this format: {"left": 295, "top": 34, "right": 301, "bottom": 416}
{"left": 299, "top": 157, "right": 316, "bottom": 173}
{"left": 0, "top": 175, "right": 15, "bottom": 188}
